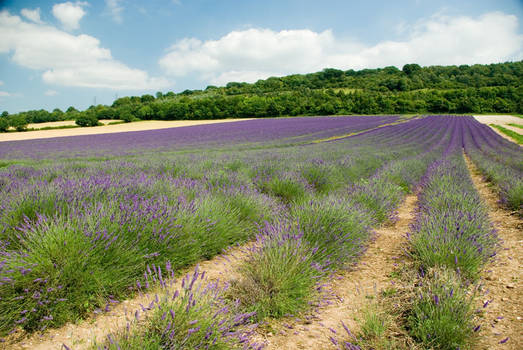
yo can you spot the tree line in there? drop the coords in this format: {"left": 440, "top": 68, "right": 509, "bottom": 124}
{"left": 1, "top": 61, "right": 521, "bottom": 132}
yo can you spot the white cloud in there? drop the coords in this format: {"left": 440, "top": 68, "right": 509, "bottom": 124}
{"left": 0, "top": 80, "right": 3, "bottom": 86}
{"left": 52, "top": 2, "right": 87, "bottom": 30}
{"left": 159, "top": 12, "right": 523, "bottom": 84}
{"left": 0, "top": 91, "right": 11, "bottom": 97}
{"left": 45, "top": 89, "right": 58, "bottom": 96}
{"left": 0, "top": 11, "right": 170, "bottom": 90}
{"left": 21, "top": 8, "right": 43, "bottom": 24}
{"left": 210, "top": 70, "right": 282, "bottom": 86}
{"left": 105, "top": 0, "right": 124, "bottom": 23}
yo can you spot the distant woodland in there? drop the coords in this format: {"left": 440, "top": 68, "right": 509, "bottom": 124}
{"left": 1, "top": 61, "right": 521, "bottom": 131}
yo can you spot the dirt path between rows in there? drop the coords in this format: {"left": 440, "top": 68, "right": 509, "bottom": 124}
{"left": 464, "top": 155, "right": 523, "bottom": 350}
{"left": 7, "top": 243, "right": 252, "bottom": 350}
{"left": 252, "top": 194, "right": 418, "bottom": 349}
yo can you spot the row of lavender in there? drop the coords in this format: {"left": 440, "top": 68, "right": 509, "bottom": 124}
{"left": 92, "top": 117, "right": 459, "bottom": 349}
{"left": 0, "top": 115, "right": 399, "bottom": 160}
{"left": 2, "top": 115, "right": 513, "bottom": 348}
{"left": 0, "top": 116, "right": 413, "bottom": 339}
{"left": 462, "top": 117, "right": 522, "bottom": 213}
{"left": 334, "top": 116, "right": 514, "bottom": 350}
{"left": 388, "top": 118, "right": 499, "bottom": 349}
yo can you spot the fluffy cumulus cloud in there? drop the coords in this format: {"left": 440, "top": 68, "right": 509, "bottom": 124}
{"left": 52, "top": 1, "right": 87, "bottom": 30}
{"left": 21, "top": 8, "right": 43, "bottom": 24}
{"left": 159, "top": 12, "right": 523, "bottom": 85}
{"left": 0, "top": 11, "right": 169, "bottom": 90}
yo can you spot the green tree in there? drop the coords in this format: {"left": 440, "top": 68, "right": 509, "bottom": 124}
{"left": 75, "top": 112, "right": 99, "bottom": 127}
{"left": 0, "top": 114, "right": 8, "bottom": 132}
{"left": 137, "top": 105, "right": 154, "bottom": 120}
{"left": 140, "top": 94, "right": 155, "bottom": 103}
{"left": 402, "top": 63, "right": 422, "bottom": 76}
{"left": 10, "top": 114, "right": 28, "bottom": 131}
{"left": 120, "top": 109, "right": 135, "bottom": 123}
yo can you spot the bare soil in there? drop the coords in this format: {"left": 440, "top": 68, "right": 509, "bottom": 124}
{"left": 5, "top": 243, "right": 253, "bottom": 350}
{"left": 0, "top": 119, "right": 252, "bottom": 142}
{"left": 465, "top": 155, "right": 523, "bottom": 350}
{"left": 252, "top": 194, "right": 418, "bottom": 349}
{"left": 473, "top": 115, "right": 522, "bottom": 126}
{"left": 25, "top": 120, "right": 119, "bottom": 129}
{"left": 473, "top": 115, "right": 523, "bottom": 144}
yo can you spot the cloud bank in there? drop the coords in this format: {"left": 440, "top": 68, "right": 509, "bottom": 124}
{"left": 159, "top": 12, "right": 523, "bottom": 85}
{"left": 0, "top": 10, "right": 169, "bottom": 90}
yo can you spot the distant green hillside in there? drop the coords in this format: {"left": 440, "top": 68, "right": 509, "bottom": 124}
{"left": 1, "top": 61, "right": 522, "bottom": 130}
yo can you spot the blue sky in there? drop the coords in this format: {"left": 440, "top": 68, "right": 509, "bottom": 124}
{"left": 0, "top": 0, "right": 522, "bottom": 113}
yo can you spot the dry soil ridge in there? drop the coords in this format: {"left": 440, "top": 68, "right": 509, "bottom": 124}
{"left": 253, "top": 194, "right": 418, "bottom": 350}
{"left": 464, "top": 155, "right": 523, "bottom": 350}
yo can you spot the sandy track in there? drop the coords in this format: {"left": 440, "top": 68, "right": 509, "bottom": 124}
{"left": 464, "top": 155, "right": 523, "bottom": 350}
{"left": 6, "top": 243, "right": 253, "bottom": 350}
{"left": 253, "top": 194, "right": 418, "bottom": 349}
{"left": 473, "top": 115, "right": 522, "bottom": 126}
{"left": 473, "top": 115, "right": 522, "bottom": 143}
{"left": 24, "top": 120, "right": 119, "bottom": 129}
{"left": 0, "top": 119, "right": 252, "bottom": 142}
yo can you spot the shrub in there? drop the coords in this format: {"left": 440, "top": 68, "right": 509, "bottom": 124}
{"left": 92, "top": 268, "right": 257, "bottom": 349}
{"left": 75, "top": 113, "right": 99, "bottom": 127}
{"left": 407, "top": 268, "right": 477, "bottom": 350}
{"left": 230, "top": 223, "right": 326, "bottom": 320}
{"left": 0, "top": 117, "right": 8, "bottom": 132}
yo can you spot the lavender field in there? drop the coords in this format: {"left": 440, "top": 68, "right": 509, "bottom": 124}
{"left": 0, "top": 115, "right": 521, "bottom": 350}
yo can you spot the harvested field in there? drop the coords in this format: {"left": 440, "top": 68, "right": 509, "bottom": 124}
{"left": 0, "top": 119, "right": 253, "bottom": 142}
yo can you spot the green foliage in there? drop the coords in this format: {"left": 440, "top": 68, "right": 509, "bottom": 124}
{"left": 230, "top": 233, "right": 321, "bottom": 320}
{"left": 508, "top": 123, "right": 523, "bottom": 129}
{"left": 353, "top": 304, "right": 400, "bottom": 350}
{"left": 0, "top": 117, "right": 8, "bottom": 132}
{"left": 120, "top": 110, "right": 135, "bottom": 123}
{"left": 409, "top": 156, "right": 497, "bottom": 281}
{"left": 260, "top": 177, "right": 306, "bottom": 204}
{"left": 402, "top": 63, "right": 422, "bottom": 76}
{"left": 0, "top": 183, "right": 266, "bottom": 333}
{"left": 75, "top": 112, "right": 99, "bottom": 127}
{"left": 292, "top": 199, "right": 371, "bottom": 266}
{"left": 9, "top": 114, "right": 28, "bottom": 131}
{"left": 505, "top": 181, "right": 523, "bottom": 211}
{"left": 301, "top": 164, "right": 335, "bottom": 193}
{"left": 6, "top": 61, "right": 522, "bottom": 124}
{"left": 407, "top": 269, "right": 477, "bottom": 350}
{"left": 92, "top": 270, "right": 253, "bottom": 350}
{"left": 490, "top": 124, "right": 523, "bottom": 144}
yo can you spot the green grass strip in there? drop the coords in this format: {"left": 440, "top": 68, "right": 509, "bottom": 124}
{"left": 508, "top": 123, "right": 523, "bottom": 129}
{"left": 490, "top": 124, "right": 523, "bottom": 144}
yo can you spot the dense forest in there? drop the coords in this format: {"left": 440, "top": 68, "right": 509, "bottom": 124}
{"left": 1, "top": 61, "right": 521, "bottom": 131}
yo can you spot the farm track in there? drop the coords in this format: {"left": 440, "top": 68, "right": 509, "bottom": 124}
{"left": 487, "top": 127, "right": 522, "bottom": 146}
{"left": 311, "top": 117, "right": 413, "bottom": 144}
{"left": 252, "top": 194, "right": 418, "bottom": 349}
{"left": 464, "top": 155, "right": 523, "bottom": 350}
{"left": 7, "top": 242, "right": 254, "bottom": 350}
